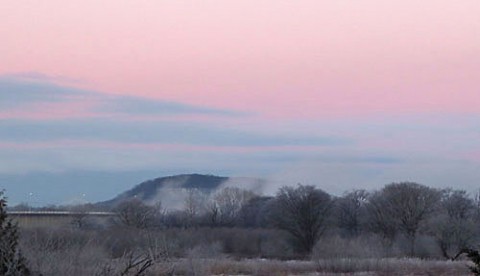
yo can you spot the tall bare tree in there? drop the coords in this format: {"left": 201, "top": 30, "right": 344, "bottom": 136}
{"left": 237, "top": 196, "right": 272, "bottom": 228}
{"left": 114, "top": 199, "right": 163, "bottom": 229}
{"left": 208, "top": 187, "right": 255, "bottom": 226}
{"left": 368, "top": 182, "right": 441, "bottom": 256}
{"left": 337, "top": 189, "right": 368, "bottom": 237}
{"left": 428, "top": 189, "right": 477, "bottom": 259}
{"left": 183, "top": 188, "right": 207, "bottom": 228}
{"left": 269, "top": 184, "right": 333, "bottom": 255}
{"left": 366, "top": 191, "right": 398, "bottom": 249}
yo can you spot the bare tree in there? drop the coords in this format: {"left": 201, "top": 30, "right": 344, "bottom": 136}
{"left": 119, "top": 252, "right": 153, "bottom": 276}
{"left": 268, "top": 184, "right": 333, "bottom": 255}
{"left": 336, "top": 190, "right": 368, "bottom": 237}
{"left": 366, "top": 191, "right": 398, "bottom": 250}
{"left": 183, "top": 188, "right": 207, "bottom": 228}
{"left": 208, "top": 187, "right": 256, "bottom": 226}
{"left": 428, "top": 189, "right": 477, "bottom": 259}
{"left": 206, "top": 200, "right": 220, "bottom": 226}
{"left": 472, "top": 189, "right": 480, "bottom": 222}
{"left": 95, "top": 251, "right": 154, "bottom": 276}
{"left": 442, "top": 189, "right": 474, "bottom": 220}
{"left": 69, "top": 204, "right": 96, "bottom": 229}
{"left": 368, "top": 182, "right": 441, "bottom": 256}
{"left": 114, "top": 199, "right": 163, "bottom": 229}
{"left": 237, "top": 196, "right": 272, "bottom": 228}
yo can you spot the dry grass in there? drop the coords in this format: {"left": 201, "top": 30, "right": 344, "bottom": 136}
{"left": 315, "top": 258, "right": 470, "bottom": 275}
{"left": 20, "top": 242, "right": 474, "bottom": 276}
{"left": 148, "top": 258, "right": 471, "bottom": 276}
{"left": 15, "top": 224, "right": 473, "bottom": 275}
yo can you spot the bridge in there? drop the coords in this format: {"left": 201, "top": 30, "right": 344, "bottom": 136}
{"left": 8, "top": 210, "right": 116, "bottom": 216}
{"left": 7, "top": 210, "right": 117, "bottom": 228}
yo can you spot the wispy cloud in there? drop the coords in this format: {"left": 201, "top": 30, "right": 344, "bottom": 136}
{"left": 1, "top": 72, "right": 84, "bottom": 84}
{"left": 0, "top": 77, "right": 92, "bottom": 109}
{"left": 0, "top": 76, "right": 247, "bottom": 118}
{"left": 0, "top": 118, "right": 348, "bottom": 147}
{"left": 95, "top": 94, "right": 248, "bottom": 117}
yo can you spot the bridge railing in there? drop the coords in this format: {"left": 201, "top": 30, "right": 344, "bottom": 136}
{"left": 7, "top": 211, "right": 117, "bottom": 216}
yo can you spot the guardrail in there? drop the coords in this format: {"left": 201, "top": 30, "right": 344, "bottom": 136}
{"left": 7, "top": 211, "right": 117, "bottom": 216}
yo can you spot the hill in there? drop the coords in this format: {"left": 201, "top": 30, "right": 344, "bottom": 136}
{"left": 96, "top": 174, "right": 265, "bottom": 209}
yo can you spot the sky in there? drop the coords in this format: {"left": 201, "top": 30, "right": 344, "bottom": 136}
{"left": 1, "top": 0, "right": 479, "bottom": 205}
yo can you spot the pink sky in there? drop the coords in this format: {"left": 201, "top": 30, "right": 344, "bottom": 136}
{"left": 4, "top": 1, "right": 480, "bottom": 205}
{"left": 1, "top": 0, "right": 479, "bottom": 118}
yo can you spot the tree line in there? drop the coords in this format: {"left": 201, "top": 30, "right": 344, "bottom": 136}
{"left": 107, "top": 182, "right": 480, "bottom": 258}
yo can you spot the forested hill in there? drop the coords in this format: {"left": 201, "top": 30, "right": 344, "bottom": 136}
{"left": 96, "top": 174, "right": 264, "bottom": 209}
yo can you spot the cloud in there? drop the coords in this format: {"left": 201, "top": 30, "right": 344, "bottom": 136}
{"left": 0, "top": 76, "right": 247, "bottom": 117}
{"left": 1, "top": 72, "right": 83, "bottom": 84}
{"left": 0, "top": 117, "right": 348, "bottom": 147}
{"left": 99, "top": 95, "right": 247, "bottom": 117}
{"left": 0, "top": 77, "right": 92, "bottom": 109}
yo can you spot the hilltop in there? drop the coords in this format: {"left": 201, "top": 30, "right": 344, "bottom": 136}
{"left": 96, "top": 173, "right": 265, "bottom": 209}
